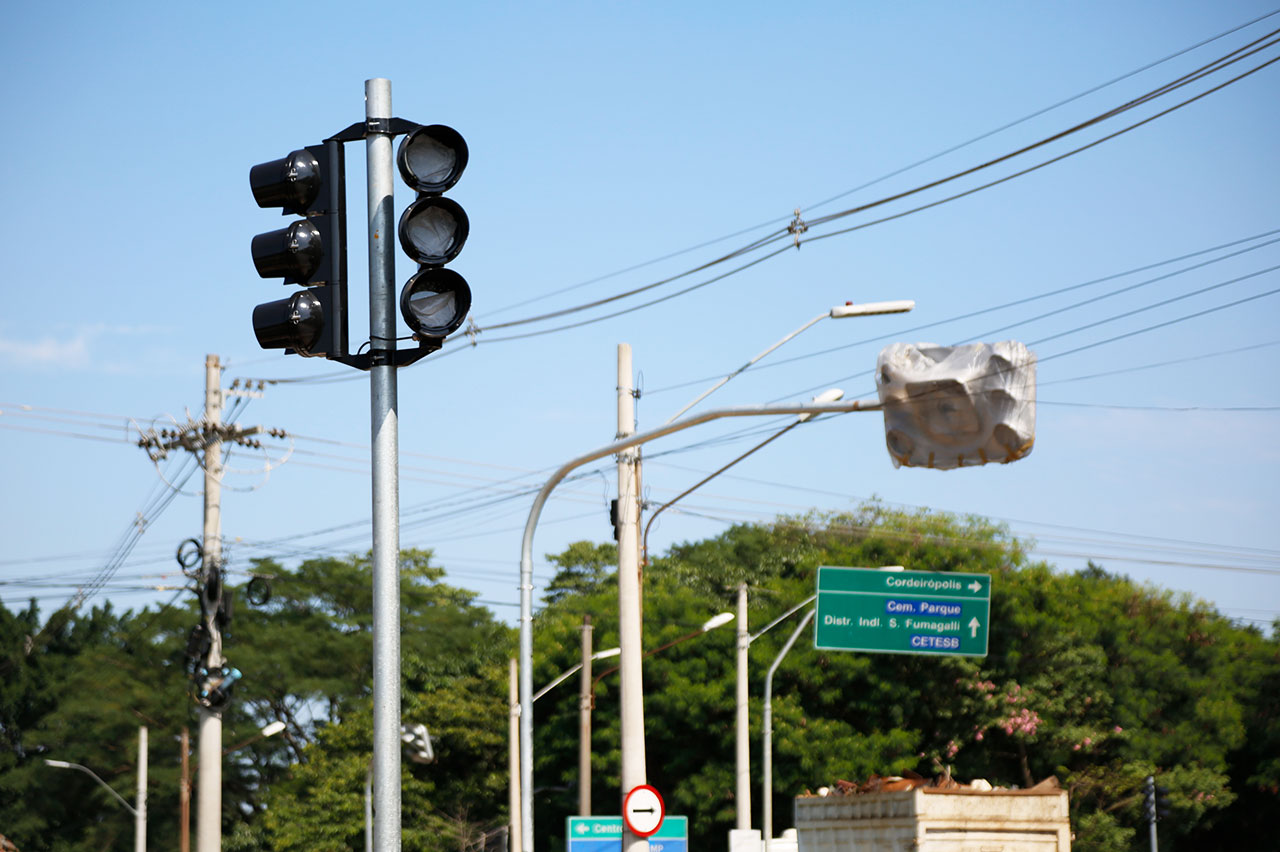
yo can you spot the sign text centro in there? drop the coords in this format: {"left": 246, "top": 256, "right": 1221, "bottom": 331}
{"left": 814, "top": 566, "right": 990, "bottom": 657}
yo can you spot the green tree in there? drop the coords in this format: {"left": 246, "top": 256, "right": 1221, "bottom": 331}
{"left": 251, "top": 549, "right": 513, "bottom": 851}
{"left": 528, "top": 505, "right": 1278, "bottom": 851}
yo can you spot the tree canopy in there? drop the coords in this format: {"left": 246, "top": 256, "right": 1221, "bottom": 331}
{"left": 2, "top": 510, "right": 1277, "bottom": 851}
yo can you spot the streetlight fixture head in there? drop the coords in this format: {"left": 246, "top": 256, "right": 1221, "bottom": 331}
{"left": 799, "top": 388, "right": 844, "bottom": 422}
{"left": 701, "top": 612, "right": 736, "bottom": 632}
{"left": 592, "top": 647, "right": 622, "bottom": 661}
{"left": 830, "top": 299, "right": 915, "bottom": 318}
{"left": 44, "top": 758, "right": 72, "bottom": 768}
{"left": 261, "top": 721, "right": 287, "bottom": 738}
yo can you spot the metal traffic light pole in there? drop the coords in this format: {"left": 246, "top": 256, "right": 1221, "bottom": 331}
{"left": 364, "top": 77, "right": 403, "bottom": 852}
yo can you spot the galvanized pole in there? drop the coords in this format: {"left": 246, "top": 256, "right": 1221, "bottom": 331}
{"left": 197, "top": 354, "right": 223, "bottom": 852}
{"left": 762, "top": 609, "right": 815, "bottom": 850}
{"left": 579, "top": 615, "right": 594, "bottom": 817}
{"left": 1147, "top": 775, "right": 1159, "bottom": 852}
{"left": 508, "top": 659, "right": 522, "bottom": 852}
{"left": 365, "top": 77, "right": 402, "bottom": 852}
{"left": 735, "top": 583, "right": 750, "bottom": 831}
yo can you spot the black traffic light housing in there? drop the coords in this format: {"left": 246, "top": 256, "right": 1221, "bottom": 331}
{"left": 250, "top": 118, "right": 471, "bottom": 370}
{"left": 250, "top": 141, "right": 349, "bottom": 359}
{"left": 395, "top": 125, "right": 472, "bottom": 345}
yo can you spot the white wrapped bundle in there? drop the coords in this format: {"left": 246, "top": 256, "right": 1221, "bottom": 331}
{"left": 876, "top": 341, "right": 1036, "bottom": 470}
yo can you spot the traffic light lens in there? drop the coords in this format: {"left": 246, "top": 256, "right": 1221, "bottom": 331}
{"left": 398, "top": 197, "right": 469, "bottom": 266}
{"left": 400, "top": 267, "right": 471, "bottom": 338}
{"left": 397, "top": 125, "right": 468, "bottom": 194}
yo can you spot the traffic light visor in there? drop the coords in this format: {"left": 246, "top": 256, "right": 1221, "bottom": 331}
{"left": 400, "top": 268, "right": 471, "bottom": 338}
{"left": 251, "top": 220, "right": 325, "bottom": 282}
{"left": 250, "top": 149, "right": 324, "bottom": 215}
{"left": 253, "top": 290, "right": 325, "bottom": 353}
{"left": 398, "top": 197, "right": 469, "bottom": 266}
{"left": 397, "top": 125, "right": 468, "bottom": 194}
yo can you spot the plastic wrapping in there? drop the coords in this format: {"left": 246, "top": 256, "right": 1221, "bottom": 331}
{"left": 876, "top": 341, "right": 1036, "bottom": 470}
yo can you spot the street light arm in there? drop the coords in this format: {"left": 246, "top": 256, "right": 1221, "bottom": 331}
{"left": 44, "top": 760, "right": 138, "bottom": 816}
{"left": 642, "top": 421, "right": 799, "bottom": 565}
{"left": 517, "top": 395, "right": 881, "bottom": 849}
{"left": 664, "top": 312, "right": 829, "bottom": 424}
{"left": 750, "top": 594, "right": 818, "bottom": 643}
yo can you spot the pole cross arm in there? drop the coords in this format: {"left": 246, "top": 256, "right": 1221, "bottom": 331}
{"left": 516, "top": 394, "right": 881, "bottom": 847}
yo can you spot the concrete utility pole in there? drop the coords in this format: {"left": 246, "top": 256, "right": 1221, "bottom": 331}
{"left": 579, "top": 615, "right": 594, "bottom": 817}
{"left": 735, "top": 583, "right": 750, "bottom": 831}
{"left": 180, "top": 728, "right": 190, "bottom": 852}
{"left": 131, "top": 355, "right": 286, "bottom": 852}
{"left": 136, "top": 726, "right": 148, "bottom": 852}
{"left": 615, "top": 344, "right": 648, "bottom": 852}
{"left": 198, "top": 354, "right": 224, "bottom": 852}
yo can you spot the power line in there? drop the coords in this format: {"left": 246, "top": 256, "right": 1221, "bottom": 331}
{"left": 646, "top": 228, "right": 1280, "bottom": 395}
{"left": 418, "top": 29, "right": 1280, "bottom": 352}
{"left": 476, "top": 8, "right": 1280, "bottom": 322}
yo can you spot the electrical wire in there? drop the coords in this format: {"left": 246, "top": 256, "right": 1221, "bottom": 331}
{"left": 477, "top": 9, "right": 1280, "bottom": 321}
{"left": 644, "top": 228, "right": 1280, "bottom": 395}
{"left": 456, "top": 30, "right": 1280, "bottom": 342}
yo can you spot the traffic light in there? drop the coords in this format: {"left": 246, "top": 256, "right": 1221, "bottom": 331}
{"left": 395, "top": 125, "right": 472, "bottom": 343}
{"left": 1155, "top": 783, "right": 1171, "bottom": 820}
{"left": 250, "top": 141, "right": 348, "bottom": 358}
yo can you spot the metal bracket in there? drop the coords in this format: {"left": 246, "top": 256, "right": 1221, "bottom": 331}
{"left": 333, "top": 336, "right": 445, "bottom": 371}
{"left": 328, "top": 117, "right": 423, "bottom": 143}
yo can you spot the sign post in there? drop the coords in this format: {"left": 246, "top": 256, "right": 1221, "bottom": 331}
{"left": 814, "top": 566, "right": 990, "bottom": 656}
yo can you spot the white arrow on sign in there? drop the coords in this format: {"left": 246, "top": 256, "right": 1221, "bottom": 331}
{"left": 968, "top": 617, "right": 981, "bottom": 638}
{"left": 968, "top": 579, "right": 982, "bottom": 593}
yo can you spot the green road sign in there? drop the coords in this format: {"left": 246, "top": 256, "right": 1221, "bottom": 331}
{"left": 566, "top": 816, "right": 688, "bottom": 852}
{"left": 814, "top": 566, "right": 990, "bottom": 656}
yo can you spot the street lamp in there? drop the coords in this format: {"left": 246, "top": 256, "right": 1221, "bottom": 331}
{"left": 592, "top": 611, "right": 735, "bottom": 685}
{"left": 517, "top": 394, "right": 882, "bottom": 851}
{"left": 663, "top": 300, "right": 914, "bottom": 424}
{"left": 45, "top": 726, "right": 147, "bottom": 852}
{"left": 641, "top": 389, "right": 844, "bottom": 565}
{"left": 507, "top": 643, "right": 624, "bottom": 849}
{"left": 534, "top": 646, "right": 622, "bottom": 702}
{"left": 222, "top": 719, "right": 287, "bottom": 756}
{"left": 762, "top": 608, "right": 816, "bottom": 850}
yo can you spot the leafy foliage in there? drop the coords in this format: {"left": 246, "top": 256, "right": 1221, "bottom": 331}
{"left": 3, "top": 511, "right": 1277, "bottom": 851}
{"left": 531, "top": 505, "right": 1280, "bottom": 851}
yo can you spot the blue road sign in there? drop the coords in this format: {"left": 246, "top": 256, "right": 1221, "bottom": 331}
{"left": 566, "top": 816, "right": 688, "bottom": 852}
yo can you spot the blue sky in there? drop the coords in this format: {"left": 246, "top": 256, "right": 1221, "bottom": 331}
{"left": 1, "top": 1, "right": 1277, "bottom": 634}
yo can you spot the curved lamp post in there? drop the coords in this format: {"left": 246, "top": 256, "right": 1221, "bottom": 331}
{"left": 762, "top": 608, "right": 816, "bottom": 850}
{"left": 663, "top": 301, "right": 913, "bottom": 424}
{"left": 45, "top": 727, "right": 147, "bottom": 852}
{"left": 517, "top": 395, "right": 881, "bottom": 851}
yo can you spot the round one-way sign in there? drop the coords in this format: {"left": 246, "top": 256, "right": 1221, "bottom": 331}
{"left": 623, "top": 784, "right": 665, "bottom": 837}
